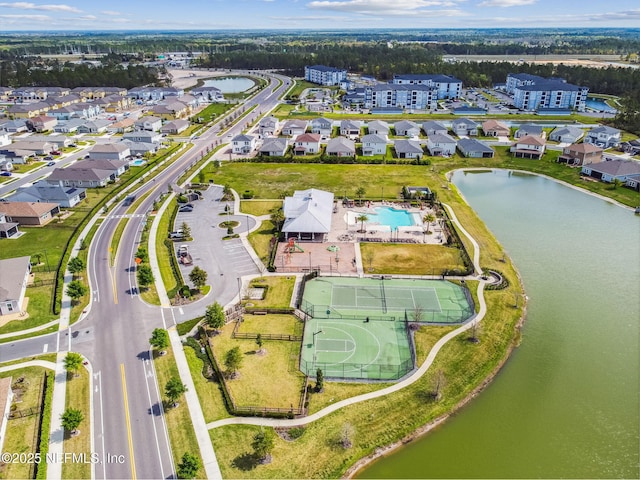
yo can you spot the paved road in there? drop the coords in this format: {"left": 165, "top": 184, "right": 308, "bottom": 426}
{"left": 0, "top": 71, "right": 289, "bottom": 479}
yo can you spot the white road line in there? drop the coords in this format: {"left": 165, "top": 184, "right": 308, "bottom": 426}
{"left": 179, "top": 308, "right": 184, "bottom": 315}
{"left": 149, "top": 348, "right": 175, "bottom": 477}
{"left": 160, "top": 308, "right": 167, "bottom": 330}
{"left": 96, "top": 370, "right": 107, "bottom": 480}
{"left": 142, "top": 357, "right": 165, "bottom": 480}
{"left": 43, "top": 343, "right": 48, "bottom": 353}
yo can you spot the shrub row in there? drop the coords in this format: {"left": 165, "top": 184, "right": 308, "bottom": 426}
{"left": 35, "top": 372, "right": 55, "bottom": 479}
{"left": 484, "top": 268, "right": 510, "bottom": 290}
{"left": 164, "top": 200, "right": 185, "bottom": 299}
{"left": 233, "top": 155, "right": 431, "bottom": 165}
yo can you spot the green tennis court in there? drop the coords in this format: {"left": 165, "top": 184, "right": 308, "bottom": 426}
{"left": 298, "top": 276, "right": 474, "bottom": 381}
{"left": 301, "top": 276, "right": 473, "bottom": 324}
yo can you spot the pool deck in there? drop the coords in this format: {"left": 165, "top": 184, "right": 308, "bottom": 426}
{"left": 275, "top": 201, "right": 448, "bottom": 273}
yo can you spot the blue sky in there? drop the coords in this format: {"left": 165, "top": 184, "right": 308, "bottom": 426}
{"left": 0, "top": 1, "right": 639, "bottom": 30}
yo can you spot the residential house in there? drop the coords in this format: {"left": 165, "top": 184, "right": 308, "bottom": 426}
{"left": 0, "top": 157, "right": 13, "bottom": 172}
{"left": 0, "top": 87, "right": 12, "bottom": 101}
{"left": 392, "top": 74, "right": 462, "bottom": 99}
{"left": 89, "top": 143, "right": 131, "bottom": 161}
{"left": 620, "top": 139, "right": 640, "bottom": 156}
{"left": 367, "top": 120, "right": 390, "bottom": 137}
{"left": 293, "top": 133, "right": 322, "bottom": 155}
{"left": 326, "top": 137, "right": 356, "bottom": 157}
{"left": 558, "top": 143, "right": 603, "bottom": 166}
{"left": 190, "top": 86, "right": 223, "bottom": 102}
{"left": 123, "top": 131, "right": 162, "bottom": 144}
{"left": 259, "top": 138, "right": 288, "bottom": 157}
{"left": 107, "top": 118, "right": 135, "bottom": 134}
{"left": 515, "top": 123, "right": 545, "bottom": 139}
{"left": 510, "top": 135, "right": 546, "bottom": 159}
{"left": 0, "top": 119, "right": 28, "bottom": 133}
{"left": 360, "top": 134, "right": 387, "bottom": 156}
{"left": 0, "top": 213, "right": 20, "bottom": 239}
{"left": 581, "top": 159, "right": 640, "bottom": 191}
{"left": 340, "top": 120, "right": 362, "bottom": 139}
{"left": 53, "top": 118, "right": 85, "bottom": 134}
{"left": 77, "top": 119, "right": 112, "bottom": 134}
{"left": 72, "top": 159, "right": 128, "bottom": 176}
{"left": 94, "top": 94, "right": 132, "bottom": 112}
{"left": 457, "top": 138, "right": 495, "bottom": 158}
{"left": 151, "top": 101, "right": 189, "bottom": 119}
{"left": 122, "top": 141, "right": 159, "bottom": 157}
{"left": 310, "top": 117, "right": 333, "bottom": 137}
{"left": 232, "top": 134, "right": 257, "bottom": 155}
{"left": 0, "top": 133, "right": 8, "bottom": 148}
{"left": 161, "top": 119, "right": 190, "bottom": 135}
{"left": 26, "top": 135, "right": 72, "bottom": 149}
{"left": 584, "top": 126, "right": 621, "bottom": 148}
{"left": 1, "top": 141, "right": 54, "bottom": 156}
{"left": 549, "top": 126, "right": 584, "bottom": 144}
{"left": 0, "top": 377, "right": 14, "bottom": 453}
{"left": 422, "top": 121, "right": 448, "bottom": 136}
{"left": 282, "top": 188, "right": 334, "bottom": 242}
{"left": 0, "top": 202, "right": 60, "bottom": 226}
{"left": 394, "top": 120, "right": 420, "bottom": 137}
{"left": 281, "top": 120, "right": 308, "bottom": 137}
{"left": 135, "top": 116, "right": 163, "bottom": 132}
{"left": 0, "top": 256, "right": 31, "bottom": 315}
{"left": 451, "top": 118, "right": 479, "bottom": 137}
{"left": 304, "top": 65, "right": 347, "bottom": 86}
{"left": 427, "top": 133, "right": 457, "bottom": 156}
{"left": 482, "top": 119, "right": 510, "bottom": 137}
{"left": 258, "top": 116, "right": 279, "bottom": 137}
{"left": 9, "top": 181, "right": 87, "bottom": 208}
{"left": 46, "top": 168, "right": 116, "bottom": 188}
{"left": 27, "top": 115, "right": 57, "bottom": 132}
{"left": 6, "top": 101, "right": 50, "bottom": 119}
{"left": 394, "top": 140, "right": 423, "bottom": 159}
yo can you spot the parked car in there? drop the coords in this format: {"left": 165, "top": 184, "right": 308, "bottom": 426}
{"left": 51, "top": 150, "right": 61, "bottom": 155}
{"left": 47, "top": 161, "right": 56, "bottom": 167}
{"left": 169, "top": 230, "right": 184, "bottom": 239}
{"left": 44, "top": 156, "right": 53, "bottom": 161}
{"left": 0, "top": 171, "right": 11, "bottom": 176}
{"left": 178, "top": 204, "right": 194, "bottom": 213}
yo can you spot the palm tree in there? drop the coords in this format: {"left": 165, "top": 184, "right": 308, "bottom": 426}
{"left": 355, "top": 186, "right": 366, "bottom": 206}
{"left": 356, "top": 214, "right": 368, "bottom": 233}
{"left": 423, "top": 214, "right": 435, "bottom": 234}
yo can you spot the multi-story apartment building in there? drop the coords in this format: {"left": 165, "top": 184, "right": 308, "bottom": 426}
{"left": 364, "top": 84, "right": 437, "bottom": 111}
{"left": 304, "top": 65, "right": 348, "bottom": 86}
{"left": 507, "top": 74, "right": 588, "bottom": 112}
{"left": 392, "top": 74, "right": 462, "bottom": 99}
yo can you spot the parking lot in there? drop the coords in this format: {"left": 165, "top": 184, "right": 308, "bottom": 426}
{"left": 173, "top": 185, "right": 259, "bottom": 290}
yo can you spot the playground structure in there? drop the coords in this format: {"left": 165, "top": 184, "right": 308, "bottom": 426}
{"left": 284, "top": 238, "right": 304, "bottom": 264}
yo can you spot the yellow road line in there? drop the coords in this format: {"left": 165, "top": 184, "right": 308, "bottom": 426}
{"left": 111, "top": 267, "right": 118, "bottom": 304}
{"left": 120, "top": 364, "right": 136, "bottom": 480}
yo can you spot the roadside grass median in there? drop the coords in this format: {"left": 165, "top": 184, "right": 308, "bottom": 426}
{"left": 152, "top": 345, "right": 205, "bottom": 478}
{"left": 61, "top": 365, "right": 91, "bottom": 480}
{"left": 153, "top": 198, "right": 182, "bottom": 300}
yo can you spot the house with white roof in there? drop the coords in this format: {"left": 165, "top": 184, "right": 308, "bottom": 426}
{"left": 422, "top": 121, "right": 448, "bottom": 136}
{"left": 89, "top": 143, "right": 131, "bottom": 161}
{"left": 394, "top": 140, "right": 423, "bottom": 159}
{"left": 123, "top": 131, "right": 162, "bottom": 144}
{"left": 281, "top": 120, "right": 308, "bottom": 137}
{"left": 452, "top": 118, "right": 479, "bottom": 137}
{"left": 282, "top": 189, "right": 334, "bottom": 242}
{"left": 367, "top": 120, "right": 390, "bottom": 137}
{"left": 340, "top": 120, "right": 362, "bottom": 139}
{"left": 326, "top": 137, "right": 356, "bottom": 157}
{"left": 258, "top": 116, "right": 279, "bottom": 137}
{"left": 259, "top": 138, "right": 288, "bottom": 157}
{"left": 427, "top": 133, "right": 457, "bottom": 156}
{"left": 135, "top": 116, "right": 163, "bottom": 132}
{"left": 0, "top": 256, "right": 31, "bottom": 316}
{"left": 394, "top": 120, "right": 420, "bottom": 137}
{"left": 310, "top": 117, "right": 333, "bottom": 137}
{"left": 584, "top": 126, "right": 621, "bottom": 148}
{"left": 360, "top": 134, "right": 387, "bottom": 156}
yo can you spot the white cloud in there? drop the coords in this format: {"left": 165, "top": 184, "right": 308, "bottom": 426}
{"left": 0, "top": 13, "right": 49, "bottom": 20}
{"left": 307, "top": 0, "right": 461, "bottom": 15}
{"left": 477, "top": 0, "right": 536, "bottom": 6}
{"left": 0, "top": 2, "right": 81, "bottom": 13}
{"left": 100, "top": 10, "right": 122, "bottom": 16}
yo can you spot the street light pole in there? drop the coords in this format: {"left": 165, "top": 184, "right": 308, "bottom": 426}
{"left": 312, "top": 329, "right": 324, "bottom": 345}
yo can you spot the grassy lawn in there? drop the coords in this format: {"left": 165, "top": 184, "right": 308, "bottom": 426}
{"left": 0, "top": 281, "right": 57, "bottom": 334}
{"left": 0, "top": 367, "right": 48, "bottom": 480}
{"left": 11, "top": 161, "right": 45, "bottom": 174}
{"left": 239, "top": 200, "right": 282, "bottom": 216}
{"left": 0, "top": 325, "right": 59, "bottom": 344}
{"left": 237, "top": 314, "right": 302, "bottom": 336}
{"left": 360, "top": 243, "right": 466, "bottom": 275}
{"left": 211, "top": 323, "right": 305, "bottom": 409}
{"left": 62, "top": 366, "right": 91, "bottom": 479}
{"left": 183, "top": 346, "right": 231, "bottom": 423}
{"left": 247, "top": 220, "right": 276, "bottom": 265}
{"left": 286, "top": 80, "right": 323, "bottom": 99}
{"left": 153, "top": 346, "right": 205, "bottom": 478}
{"left": 190, "top": 103, "right": 232, "bottom": 123}
{"left": 244, "top": 276, "right": 295, "bottom": 309}
{"left": 154, "top": 199, "right": 181, "bottom": 298}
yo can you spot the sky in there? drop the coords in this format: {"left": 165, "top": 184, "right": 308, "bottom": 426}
{"left": 0, "top": 0, "right": 639, "bottom": 31}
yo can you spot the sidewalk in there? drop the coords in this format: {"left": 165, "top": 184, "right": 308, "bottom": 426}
{"left": 168, "top": 328, "right": 222, "bottom": 479}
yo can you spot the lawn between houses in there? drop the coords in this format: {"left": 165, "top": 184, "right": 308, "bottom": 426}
{"left": 202, "top": 161, "right": 529, "bottom": 478}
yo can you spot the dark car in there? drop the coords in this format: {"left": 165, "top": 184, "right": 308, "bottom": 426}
{"left": 44, "top": 156, "right": 53, "bottom": 161}
{"left": 178, "top": 204, "right": 194, "bottom": 213}
{"left": 0, "top": 171, "right": 11, "bottom": 177}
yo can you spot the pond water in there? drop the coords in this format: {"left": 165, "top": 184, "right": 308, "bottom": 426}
{"left": 203, "top": 76, "right": 255, "bottom": 93}
{"left": 359, "top": 169, "right": 639, "bottom": 479}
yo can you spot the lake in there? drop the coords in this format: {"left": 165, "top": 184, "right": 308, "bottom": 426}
{"left": 359, "top": 169, "right": 639, "bottom": 479}
{"left": 203, "top": 76, "right": 255, "bottom": 93}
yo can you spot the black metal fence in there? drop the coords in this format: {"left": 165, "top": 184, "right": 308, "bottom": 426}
{"left": 300, "top": 357, "right": 414, "bottom": 381}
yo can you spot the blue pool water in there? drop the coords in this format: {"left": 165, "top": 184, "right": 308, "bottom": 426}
{"left": 369, "top": 206, "right": 415, "bottom": 228}
{"left": 129, "top": 159, "right": 146, "bottom": 167}
{"left": 586, "top": 97, "right": 617, "bottom": 113}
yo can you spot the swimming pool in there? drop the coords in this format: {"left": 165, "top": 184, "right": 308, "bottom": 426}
{"left": 361, "top": 206, "right": 422, "bottom": 229}
{"left": 129, "top": 159, "right": 147, "bottom": 167}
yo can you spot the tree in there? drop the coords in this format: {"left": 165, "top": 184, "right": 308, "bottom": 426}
{"left": 177, "top": 452, "right": 201, "bottom": 479}
{"left": 137, "top": 265, "right": 154, "bottom": 289}
{"left": 180, "top": 221, "right": 191, "bottom": 239}
{"left": 423, "top": 214, "right": 435, "bottom": 234}
{"left": 411, "top": 304, "right": 425, "bottom": 323}
{"left": 165, "top": 377, "right": 187, "bottom": 408}
{"left": 468, "top": 320, "right": 482, "bottom": 344}
{"left": 61, "top": 408, "right": 83, "bottom": 435}
{"left": 222, "top": 184, "right": 232, "bottom": 200}
{"left": 315, "top": 368, "right": 324, "bottom": 392}
{"left": 67, "top": 257, "right": 84, "bottom": 276}
{"left": 66, "top": 280, "right": 87, "bottom": 304}
{"left": 430, "top": 369, "right": 447, "bottom": 401}
{"left": 64, "top": 352, "right": 83, "bottom": 378}
{"left": 355, "top": 186, "right": 366, "bottom": 205}
{"left": 188, "top": 266, "right": 208, "bottom": 290}
{"left": 33, "top": 253, "right": 43, "bottom": 265}
{"left": 356, "top": 214, "right": 368, "bottom": 233}
{"left": 205, "top": 302, "right": 225, "bottom": 331}
{"left": 270, "top": 207, "right": 285, "bottom": 230}
{"left": 224, "top": 346, "right": 243, "bottom": 377}
{"left": 135, "top": 246, "right": 148, "bottom": 263}
{"left": 197, "top": 170, "right": 205, "bottom": 184}
{"left": 340, "top": 423, "right": 355, "bottom": 449}
{"left": 149, "top": 328, "right": 169, "bottom": 352}
{"left": 251, "top": 429, "right": 275, "bottom": 462}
